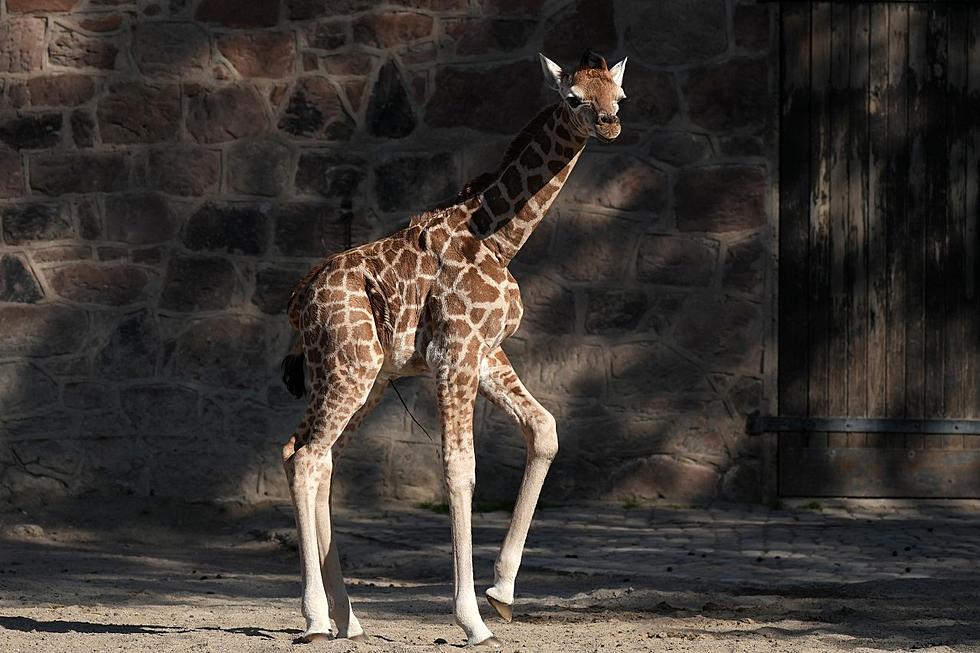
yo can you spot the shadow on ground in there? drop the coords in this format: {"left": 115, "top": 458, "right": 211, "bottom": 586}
{"left": 1, "top": 498, "right": 979, "bottom": 652}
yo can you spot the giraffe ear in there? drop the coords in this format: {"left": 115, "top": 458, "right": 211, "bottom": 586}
{"left": 538, "top": 53, "right": 563, "bottom": 91}
{"left": 609, "top": 57, "right": 627, "bottom": 87}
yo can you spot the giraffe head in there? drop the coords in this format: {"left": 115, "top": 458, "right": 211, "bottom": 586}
{"left": 539, "top": 50, "right": 628, "bottom": 143}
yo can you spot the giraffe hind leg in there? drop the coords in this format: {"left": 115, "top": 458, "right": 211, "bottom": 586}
{"left": 283, "top": 310, "right": 384, "bottom": 642}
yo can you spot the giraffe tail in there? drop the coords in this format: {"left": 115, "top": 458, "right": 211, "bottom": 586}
{"left": 280, "top": 341, "right": 305, "bottom": 399}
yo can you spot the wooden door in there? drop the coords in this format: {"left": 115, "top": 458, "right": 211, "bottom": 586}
{"left": 777, "top": 1, "right": 980, "bottom": 497}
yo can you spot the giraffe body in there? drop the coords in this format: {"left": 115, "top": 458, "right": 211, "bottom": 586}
{"left": 280, "top": 50, "right": 628, "bottom": 647}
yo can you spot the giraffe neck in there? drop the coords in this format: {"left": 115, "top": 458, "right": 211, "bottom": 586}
{"left": 466, "top": 103, "right": 588, "bottom": 263}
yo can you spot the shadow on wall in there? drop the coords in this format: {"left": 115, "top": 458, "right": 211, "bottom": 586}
{"left": 0, "top": 0, "right": 776, "bottom": 508}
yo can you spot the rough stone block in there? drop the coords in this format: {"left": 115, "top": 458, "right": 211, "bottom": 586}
{"left": 610, "top": 342, "right": 706, "bottom": 398}
{"left": 625, "top": 0, "right": 727, "bottom": 65}
{"left": 306, "top": 20, "right": 348, "bottom": 51}
{"left": 514, "top": 273, "right": 575, "bottom": 335}
{"left": 183, "top": 203, "right": 269, "bottom": 255}
{"left": 673, "top": 298, "right": 762, "bottom": 369}
{"left": 274, "top": 202, "right": 365, "bottom": 257}
{"left": 133, "top": 22, "right": 210, "bottom": 75}
{"left": 8, "top": 0, "right": 80, "bottom": 10}
{"left": 584, "top": 290, "right": 648, "bottom": 334}
{"left": 0, "top": 18, "right": 45, "bottom": 73}
{"left": 26, "top": 75, "right": 96, "bottom": 106}
{"left": 611, "top": 455, "right": 720, "bottom": 501}
{"left": 277, "top": 77, "right": 353, "bottom": 140}
{"left": 374, "top": 152, "right": 456, "bottom": 212}
{"left": 319, "top": 52, "right": 375, "bottom": 76}
{"left": 0, "top": 304, "right": 88, "bottom": 356}
{"left": 353, "top": 11, "right": 433, "bottom": 48}
{"left": 722, "top": 460, "right": 762, "bottom": 502}
{"left": 253, "top": 265, "right": 305, "bottom": 314}
{"left": 425, "top": 61, "right": 540, "bottom": 133}
{"left": 569, "top": 154, "right": 668, "bottom": 213}
{"left": 48, "top": 264, "right": 152, "bottom": 305}
{"left": 554, "top": 211, "right": 635, "bottom": 282}
{"left": 0, "top": 255, "right": 42, "bottom": 303}
{"left": 77, "top": 14, "right": 124, "bottom": 32}
{"left": 2, "top": 202, "right": 72, "bottom": 244}
{"left": 636, "top": 235, "right": 717, "bottom": 286}
{"left": 676, "top": 166, "right": 766, "bottom": 233}
{"left": 187, "top": 85, "right": 268, "bottom": 144}
{"left": 104, "top": 193, "right": 175, "bottom": 244}
{"left": 160, "top": 255, "right": 236, "bottom": 312}
{"left": 366, "top": 61, "right": 415, "bottom": 139}
{"left": 30, "top": 153, "right": 129, "bottom": 194}
{"left": 76, "top": 197, "right": 101, "bottom": 239}
{"left": 227, "top": 140, "right": 292, "bottom": 197}
{"left": 734, "top": 5, "right": 772, "bottom": 52}
{"left": 295, "top": 152, "right": 365, "bottom": 199}
{"left": 648, "top": 131, "right": 711, "bottom": 167}
{"left": 723, "top": 236, "right": 767, "bottom": 294}
{"left": 523, "top": 341, "right": 607, "bottom": 400}
{"left": 443, "top": 18, "right": 534, "bottom": 56}
{"left": 0, "top": 149, "right": 25, "bottom": 198}
{"left": 70, "top": 110, "right": 96, "bottom": 147}
{"left": 0, "top": 362, "right": 58, "bottom": 416}
{"left": 195, "top": 0, "right": 280, "bottom": 28}
{"left": 48, "top": 22, "right": 121, "bottom": 69}
{"left": 0, "top": 113, "right": 63, "bottom": 150}
{"left": 684, "top": 58, "right": 769, "bottom": 132}
{"left": 542, "top": 0, "right": 616, "bottom": 63}
{"left": 63, "top": 381, "right": 110, "bottom": 410}
{"left": 147, "top": 148, "right": 220, "bottom": 196}
{"left": 96, "top": 310, "right": 159, "bottom": 379}
{"left": 173, "top": 316, "right": 270, "bottom": 388}
{"left": 616, "top": 62, "right": 678, "bottom": 128}
{"left": 217, "top": 32, "right": 296, "bottom": 78}
{"left": 121, "top": 385, "right": 200, "bottom": 435}
{"left": 98, "top": 82, "right": 181, "bottom": 144}
{"left": 473, "top": 0, "right": 546, "bottom": 15}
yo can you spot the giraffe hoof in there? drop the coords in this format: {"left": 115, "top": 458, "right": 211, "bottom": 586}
{"left": 486, "top": 594, "right": 513, "bottom": 623}
{"left": 293, "top": 632, "right": 332, "bottom": 644}
{"left": 348, "top": 633, "right": 369, "bottom": 643}
{"left": 472, "top": 635, "right": 503, "bottom": 648}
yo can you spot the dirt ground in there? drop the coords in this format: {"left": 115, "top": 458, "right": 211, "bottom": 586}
{"left": 0, "top": 498, "right": 978, "bottom": 653}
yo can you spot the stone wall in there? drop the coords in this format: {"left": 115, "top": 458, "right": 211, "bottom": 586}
{"left": 0, "top": 0, "right": 776, "bottom": 505}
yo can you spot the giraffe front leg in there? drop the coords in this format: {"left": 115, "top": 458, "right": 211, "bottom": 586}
{"left": 436, "top": 363, "right": 500, "bottom": 648}
{"left": 478, "top": 349, "right": 559, "bottom": 621}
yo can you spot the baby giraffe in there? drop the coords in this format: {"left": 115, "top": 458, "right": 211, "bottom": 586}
{"left": 280, "top": 50, "right": 628, "bottom": 647}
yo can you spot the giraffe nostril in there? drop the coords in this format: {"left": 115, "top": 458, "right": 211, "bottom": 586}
{"left": 598, "top": 113, "right": 619, "bottom": 125}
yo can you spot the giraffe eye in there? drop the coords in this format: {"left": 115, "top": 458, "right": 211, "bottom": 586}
{"left": 566, "top": 95, "right": 584, "bottom": 108}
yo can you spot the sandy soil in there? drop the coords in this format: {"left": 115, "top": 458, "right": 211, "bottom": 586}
{"left": 0, "top": 498, "right": 977, "bottom": 653}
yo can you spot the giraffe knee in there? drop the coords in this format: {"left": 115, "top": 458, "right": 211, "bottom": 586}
{"left": 292, "top": 444, "right": 334, "bottom": 483}
{"left": 528, "top": 410, "right": 558, "bottom": 462}
{"left": 282, "top": 435, "right": 298, "bottom": 464}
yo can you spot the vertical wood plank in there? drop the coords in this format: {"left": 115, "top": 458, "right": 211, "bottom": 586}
{"left": 777, "top": 2, "right": 813, "bottom": 491}
{"left": 867, "top": 2, "right": 889, "bottom": 428}
{"left": 885, "top": 3, "right": 909, "bottom": 432}
{"left": 944, "top": 4, "right": 968, "bottom": 448}
{"left": 828, "top": 1, "right": 851, "bottom": 449}
{"left": 967, "top": 6, "right": 980, "bottom": 424}
{"left": 809, "top": 0, "right": 833, "bottom": 450}
{"left": 778, "top": 2, "right": 812, "bottom": 421}
{"left": 847, "top": 3, "right": 870, "bottom": 448}
{"left": 906, "top": 4, "right": 928, "bottom": 446}
{"left": 922, "top": 6, "right": 948, "bottom": 445}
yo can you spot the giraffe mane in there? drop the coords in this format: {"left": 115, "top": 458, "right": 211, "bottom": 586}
{"left": 434, "top": 103, "right": 559, "bottom": 209}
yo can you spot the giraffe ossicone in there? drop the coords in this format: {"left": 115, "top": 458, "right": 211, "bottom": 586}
{"left": 280, "top": 49, "right": 628, "bottom": 648}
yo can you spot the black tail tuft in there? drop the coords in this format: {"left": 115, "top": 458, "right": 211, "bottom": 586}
{"left": 281, "top": 353, "right": 306, "bottom": 399}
